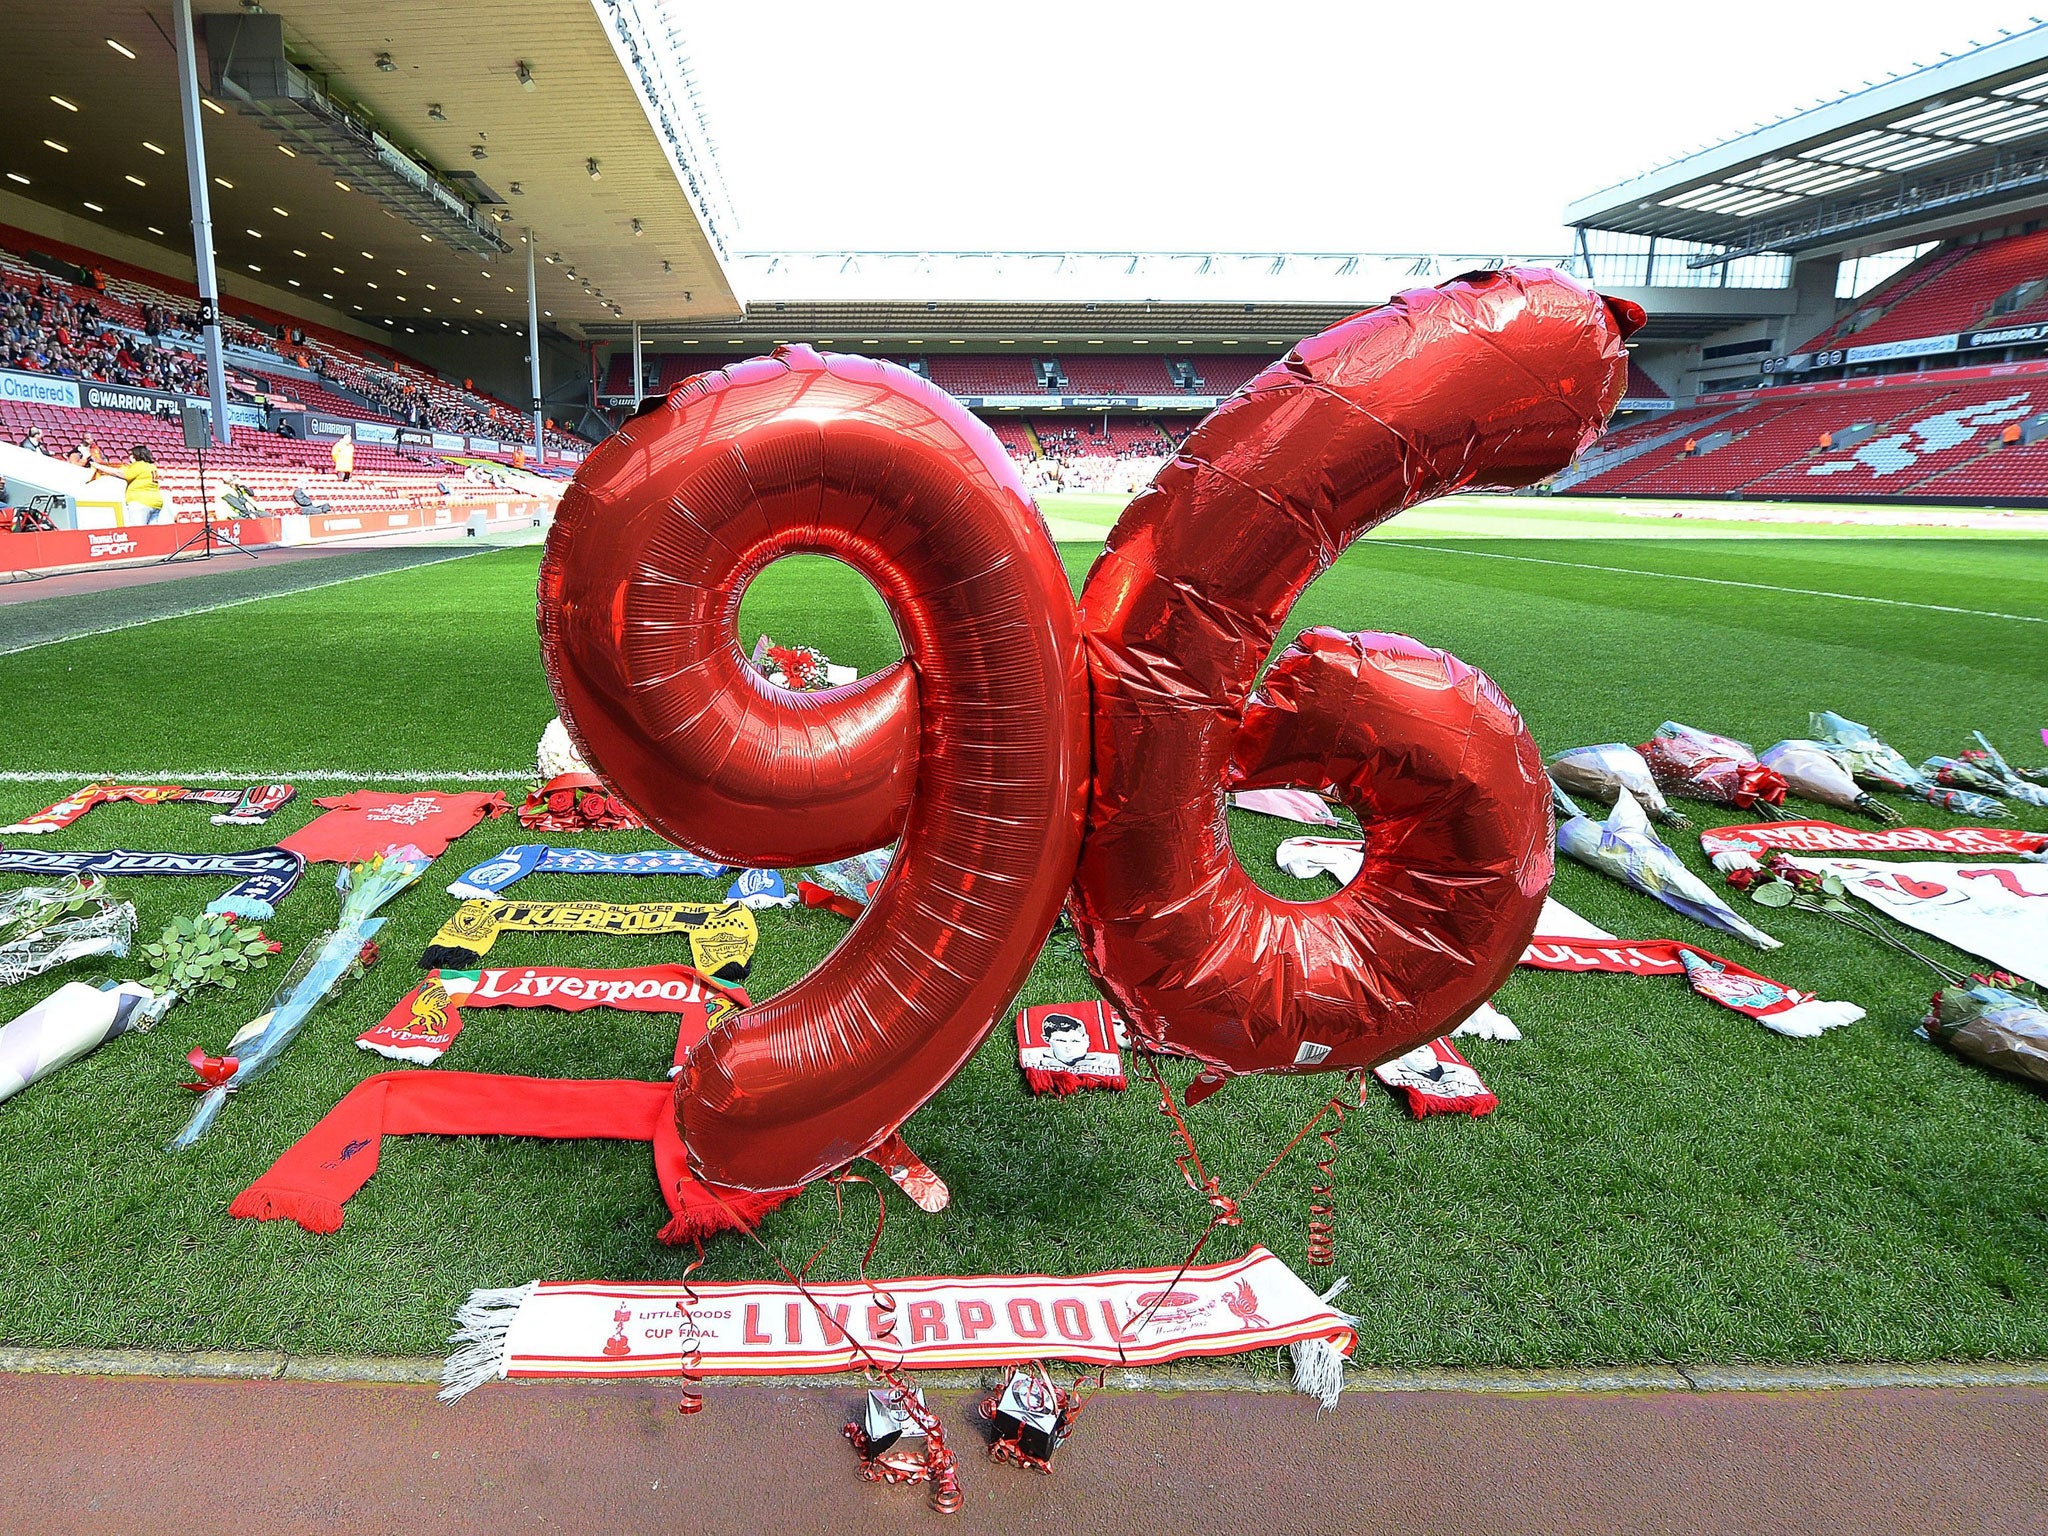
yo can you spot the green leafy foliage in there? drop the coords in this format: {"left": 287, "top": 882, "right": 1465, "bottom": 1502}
{"left": 139, "top": 912, "right": 275, "bottom": 1006}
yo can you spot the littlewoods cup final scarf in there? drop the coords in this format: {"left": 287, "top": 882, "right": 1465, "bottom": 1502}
{"left": 437, "top": 1246, "right": 1354, "bottom": 1400}
{"left": 360, "top": 964, "right": 749, "bottom": 1067}
{"left": 0, "top": 846, "right": 304, "bottom": 918}
{"left": 419, "top": 898, "right": 759, "bottom": 979}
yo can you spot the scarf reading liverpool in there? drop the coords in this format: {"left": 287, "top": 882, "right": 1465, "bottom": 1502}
{"left": 420, "top": 899, "right": 759, "bottom": 980}
{"left": 0, "top": 846, "right": 304, "bottom": 918}
{"left": 446, "top": 845, "right": 729, "bottom": 900}
{"left": 437, "top": 1247, "right": 1354, "bottom": 1400}
{"left": 1518, "top": 896, "right": 1863, "bottom": 1038}
{"left": 360, "top": 964, "right": 748, "bottom": 1067}
{"left": 1, "top": 783, "right": 295, "bottom": 835}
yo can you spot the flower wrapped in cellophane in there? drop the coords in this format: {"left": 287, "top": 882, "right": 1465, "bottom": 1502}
{"left": 1759, "top": 740, "right": 1900, "bottom": 824}
{"left": 169, "top": 846, "right": 429, "bottom": 1150}
{"left": 1954, "top": 733, "right": 2048, "bottom": 809}
{"left": 1638, "top": 722, "right": 1792, "bottom": 818}
{"left": 1546, "top": 743, "right": 1688, "bottom": 827}
{"left": 0, "top": 877, "right": 136, "bottom": 990}
{"left": 1555, "top": 787, "right": 1780, "bottom": 950}
{"left": 1809, "top": 711, "right": 2007, "bottom": 820}
{"left": 1923, "top": 979, "right": 2048, "bottom": 1087}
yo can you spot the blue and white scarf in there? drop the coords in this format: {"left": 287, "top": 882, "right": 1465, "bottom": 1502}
{"left": 446, "top": 844, "right": 728, "bottom": 900}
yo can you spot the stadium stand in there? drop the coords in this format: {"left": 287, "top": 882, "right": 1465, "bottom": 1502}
{"left": 1029, "top": 416, "right": 1168, "bottom": 456}
{"left": 1055, "top": 355, "right": 1176, "bottom": 395}
{"left": 1187, "top": 353, "right": 1266, "bottom": 396}
{"left": 980, "top": 418, "right": 1035, "bottom": 458}
{"left": 1809, "top": 231, "right": 2048, "bottom": 350}
{"left": 1573, "top": 375, "right": 2048, "bottom": 501}
{"left": 924, "top": 354, "right": 1043, "bottom": 396}
{"left": 1624, "top": 359, "right": 1669, "bottom": 400}
{"left": 0, "top": 223, "right": 578, "bottom": 454}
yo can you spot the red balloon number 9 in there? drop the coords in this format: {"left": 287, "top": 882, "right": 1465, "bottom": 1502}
{"left": 540, "top": 268, "right": 1641, "bottom": 1194}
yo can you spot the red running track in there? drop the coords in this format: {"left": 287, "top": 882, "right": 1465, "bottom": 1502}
{"left": 0, "top": 1374, "right": 2040, "bottom": 1534}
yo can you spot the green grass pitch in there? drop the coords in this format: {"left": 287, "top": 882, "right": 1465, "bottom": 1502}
{"left": 0, "top": 496, "right": 2044, "bottom": 1369}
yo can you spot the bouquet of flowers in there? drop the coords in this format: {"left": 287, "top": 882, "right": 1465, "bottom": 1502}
{"left": 0, "top": 908, "right": 275, "bottom": 1106}
{"left": 1759, "top": 740, "right": 1900, "bottom": 824}
{"left": 1809, "top": 711, "right": 2006, "bottom": 819}
{"left": 1546, "top": 743, "right": 1689, "bottom": 827}
{"left": 0, "top": 877, "right": 137, "bottom": 989}
{"left": 1637, "top": 723, "right": 1792, "bottom": 817}
{"left": 169, "top": 847, "right": 427, "bottom": 1150}
{"left": 1921, "top": 755, "right": 2009, "bottom": 797}
{"left": 137, "top": 910, "right": 280, "bottom": 1017}
{"left": 1722, "top": 848, "right": 1975, "bottom": 983}
{"left": 750, "top": 634, "right": 851, "bottom": 692}
{"left": 1953, "top": 733, "right": 2048, "bottom": 809}
{"left": 517, "top": 774, "right": 643, "bottom": 831}
{"left": 1922, "top": 977, "right": 2048, "bottom": 1086}
{"left": 1555, "top": 787, "right": 1780, "bottom": 949}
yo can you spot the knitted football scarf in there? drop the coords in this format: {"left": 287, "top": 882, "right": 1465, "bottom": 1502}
{"left": 419, "top": 899, "right": 759, "bottom": 979}
{"left": 445, "top": 845, "right": 730, "bottom": 900}
{"left": 359, "top": 964, "right": 748, "bottom": 1068}
{"left": 1, "top": 783, "right": 294, "bottom": 835}
{"left": 0, "top": 846, "right": 304, "bottom": 918}
{"left": 229, "top": 1072, "right": 795, "bottom": 1245}
{"left": 1015, "top": 1001, "right": 1127, "bottom": 1095}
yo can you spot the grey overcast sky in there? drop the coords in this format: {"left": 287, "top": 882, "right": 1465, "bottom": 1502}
{"left": 678, "top": 0, "right": 2042, "bottom": 254}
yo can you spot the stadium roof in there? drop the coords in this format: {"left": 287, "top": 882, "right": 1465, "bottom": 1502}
{"left": 579, "top": 248, "right": 1583, "bottom": 346}
{"left": 1567, "top": 22, "right": 2048, "bottom": 260}
{"left": 725, "top": 250, "right": 1576, "bottom": 306}
{"left": 2, "top": 0, "right": 739, "bottom": 327}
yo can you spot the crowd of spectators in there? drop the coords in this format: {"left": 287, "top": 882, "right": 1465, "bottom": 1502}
{"left": 0, "top": 245, "right": 581, "bottom": 458}
{"left": 1, "top": 275, "right": 206, "bottom": 396}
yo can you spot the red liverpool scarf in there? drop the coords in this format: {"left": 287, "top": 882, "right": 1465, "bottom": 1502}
{"left": 358, "top": 965, "right": 748, "bottom": 1069}
{"left": 2, "top": 782, "right": 294, "bottom": 835}
{"left": 1519, "top": 934, "right": 1863, "bottom": 1036}
{"left": 230, "top": 1073, "right": 795, "bottom": 1245}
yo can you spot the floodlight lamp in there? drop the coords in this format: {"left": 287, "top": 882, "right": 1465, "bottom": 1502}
{"left": 376, "top": 52, "right": 395, "bottom": 72}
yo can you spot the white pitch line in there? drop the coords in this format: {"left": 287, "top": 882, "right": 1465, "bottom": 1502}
{"left": 0, "top": 769, "right": 530, "bottom": 784}
{"left": 0, "top": 547, "right": 488, "bottom": 659}
{"left": 1373, "top": 541, "right": 2048, "bottom": 624}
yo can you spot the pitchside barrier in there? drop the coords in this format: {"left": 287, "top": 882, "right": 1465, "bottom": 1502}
{"left": 3, "top": 497, "right": 549, "bottom": 576}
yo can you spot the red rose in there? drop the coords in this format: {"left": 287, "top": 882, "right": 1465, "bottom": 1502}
{"left": 547, "top": 788, "right": 576, "bottom": 814}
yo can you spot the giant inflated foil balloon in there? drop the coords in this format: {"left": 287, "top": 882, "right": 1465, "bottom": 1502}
{"left": 540, "top": 350, "right": 1087, "bottom": 1191}
{"left": 539, "top": 269, "right": 1639, "bottom": 1193}
{"left": 1071, "top": 270, "right": 1639, "bottom": 1073}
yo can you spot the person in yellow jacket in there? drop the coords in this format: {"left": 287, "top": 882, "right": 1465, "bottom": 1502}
{"left": 331, "top": 434, "right": 355, "bottom": 481}
{"left": 87, "top": 443, "right": 167, "bottom": 525}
